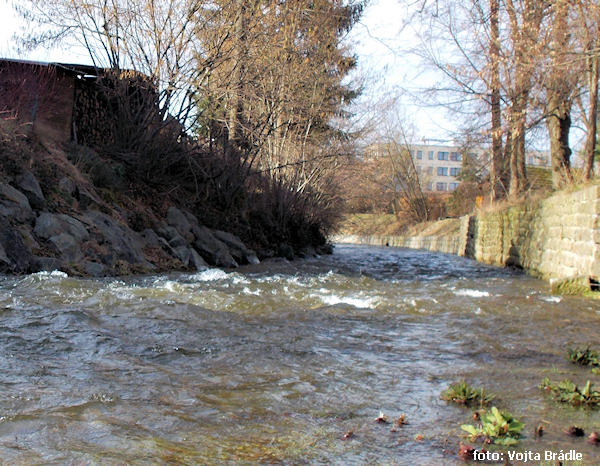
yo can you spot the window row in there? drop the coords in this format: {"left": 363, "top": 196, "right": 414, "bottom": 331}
{"left": 415, "top": 151, "right": 461, "bottom": 162}
{"left": 426, "top": 182, "right": 459, "bottom": 192}
{"left": 416, "top": 166, "right": 461, "bottom": 176}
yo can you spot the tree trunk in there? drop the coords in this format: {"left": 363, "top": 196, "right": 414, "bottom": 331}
{"left": 547, "top": 97, "right": 573, "bottom": 188}
{"left": 228, "top": 0, "right": 246, "bottom": 148}
{"left": 489, "top": 0, "right": 505, "bottom": 201}
{"left": 583, "top": 53, "right": 599, "bottom": 180}
{"left": 508, "top": 94, "right": 527, "bottom": 198}
{"left": 546, "top": 0, "right": 573, "bottom": 189}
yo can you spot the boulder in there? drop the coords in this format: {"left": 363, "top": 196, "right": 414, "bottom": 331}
{"left": 166, "top": 207, "right": 195, "bottom": 242}
{"left": 34, "top": 213, "right": 89, "bottom": 242}
{"left": 0, "top": 183, "right": 35, "bottom": 223}
{"left": 277, "top": 243, "right": 295, "bottom": 261}
{"left": 83, "top": 261, "right": 105, "bottom": 277}
{"left": 49, "top": 233, "right": 83, "bottom": 262}
{"left": 168, "top": 233, "right": 188, "bottom": 249}
{"left": 82, "top": 210, "right": 154, "bottom": 270}
{"left": 193, "top": 225, "right": 238, "bottom": 268}
{"left": 0, "top": 217, "right": 32, "bottom": 273}
{"left": 18, "top": 227, "right": 40, "bottom": 251}
{"left": 189, "top": 248, "right": 208, "bottom": 270}
{"left": 297, "top": 246, "right": 317, "bottom": 258}
{"left": 140, "top": 229, "right": 162, "bottom": 249}
{"left": 58, "top": 177, "right": 76, "bottom": 196}
{"left": 173, "top": 246, "right": 192, "bottom": 267}
{"left": 30, "top": 255, "right": 62, "bottom": 273}
{"left": 17, "top": 171, "right": 45, "bottom": 210}
{"left": 156, "top": 225, "right": 180, "bottom": 243}
{"left": 212, "top": 230, "right": 259, "bottom": 265}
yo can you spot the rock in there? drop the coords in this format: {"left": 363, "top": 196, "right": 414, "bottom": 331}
{"left": 49, "top": 233, "right": 83, "bottom": 262}
{"left": 0, "top": 217, "right": 32, "bottom": 273}
{"left": 156, "top": 225, "right": 180, "bottom": 243}
{"left": 83, "top": 261, "right": 105, "bottom": 277}
{"left": 77, "top": 189, "right": 97, "bottom": 210}
{"left": 189, "top": 248, "right": 208, "bottom": 270}
{"left": 297, "top": 246, "right": 317, "bottom": 258}
{"left": 166, "top": 207, "right": 194, "bottom": 242}
{"left": 193, "top": 225, "right": 238, "bottom": 268}
{"left": 82, "top": 210, "right": 154, "bottom": 270}
{"left": 172, "top": 246, "right": 208, "bottom": 270}
{"left": 173, "top": 246, "right": 191, "bottom": 266}
{"left": 0, "top": 243, "right": 10, "bottom": 270}
{"left": 277, "top": 243, "right": 295, "bottom": 261}
{"left": 18, "top": 227, "right": 40, "bottom": 251}
{"left": 17, "top": 171, "right": 45, "bottom": 210}
{"left": 140, "top": 229, "right": 162, "bottom": 248}
{"left": 30, "top": 255, "right": 62, "bottom": 272}
{"left": 168, "top": 233, "right": 188, "bottom": 249}
{"left": 58, "top": 177, "right": 76, "bottom": 196}
{"left": 157, "top": 236, "right": 177, "bottom": 256}
{"left": 212, "top": 230, "right": 260, "bottom": 265}
{"left": 34, "top": 213, "right": 89, "bottom": 242}
{"left": 316, "top": 243, "right": 334, "bottom": 255}
{"left": 0, "top": 182, "right": 35, "bottom": 223}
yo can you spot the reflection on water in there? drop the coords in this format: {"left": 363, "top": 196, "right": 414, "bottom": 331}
{"left": 0, "top": 244, "right": 599, "bottom": 464}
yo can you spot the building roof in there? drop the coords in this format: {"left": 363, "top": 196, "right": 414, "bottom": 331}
{"left": 0, "top": 57, "right": 141, "bottom": 81}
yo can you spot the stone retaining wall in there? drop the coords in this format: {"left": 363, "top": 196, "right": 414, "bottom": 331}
{"left": 334, "top": 184, "right": 600, "bottom": 284}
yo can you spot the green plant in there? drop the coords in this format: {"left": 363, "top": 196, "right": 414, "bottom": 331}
{"left": 540, "top": 377, "right": 600, "bottom": 407}
{"left": 567, "top": 347, "right": 600, "bottom": 367}
{"left": 441, "top": 382, "right": 495, "bottom": 407}
{"left": 461, "top": 407, "right": 524, "bottom": 446}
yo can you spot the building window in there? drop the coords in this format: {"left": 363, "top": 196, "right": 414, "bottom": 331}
{"left": 416, "top": 165, "right": 422, "bottom": 173}
{"left": 417, "top": 150, "right": 423, "bottom": 160}
{"left": 428, "top": 151, "right": 434, "bottom": 160}
{"left": 436, "top": 182, "right": 447, "bottom": 191}
{"left": 450, "top": 167, "right": 461, "bottom": 176}
{"left": 449, "top": 182, "right": 459, "bottom": 191}
{"left": 427, "top": 182, "right": 433, "bottom": 191}
{"left": 437, "top": 151, "right": 449, "bottom": 160}
{"left": 437, "top": 166, "right": 448, "bottom": 176}
{"left": 427, "top": 166, "right": 433, "bottom": 175}
{"left": 450, "top": 152, "right": 461, "bottom": 161}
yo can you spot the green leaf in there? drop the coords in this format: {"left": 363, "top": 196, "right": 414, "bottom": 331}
{"left": 461, "top": 424, "right": 479, "bottom": 436}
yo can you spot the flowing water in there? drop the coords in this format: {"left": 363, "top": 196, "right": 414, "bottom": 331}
{"left": 0, "top": 244, "right": 599, "bottom": 465}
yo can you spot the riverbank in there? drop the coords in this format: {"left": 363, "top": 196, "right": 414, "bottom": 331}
{"left": 333, "top": 184, "right": 600, "bottom": 292}
{"left": 0, "top": 123, "right": 331, "bottom": 277}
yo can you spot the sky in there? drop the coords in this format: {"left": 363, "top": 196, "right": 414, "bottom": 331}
{"left": 0, "top": 0, "right": 455, "bottom": 142}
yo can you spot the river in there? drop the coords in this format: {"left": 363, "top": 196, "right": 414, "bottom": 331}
{"left": 0, "top": 244, "right": 599, "bottom": 464}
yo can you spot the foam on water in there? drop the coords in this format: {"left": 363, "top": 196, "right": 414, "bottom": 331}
{"left": 313, "top": 293, "right": 377, "bottom": 308}
{"left": 454, "top": 289, "right": 490, "bottom": 298}
{"left": 190, "top": 269, "right": 229, "bottom": 282}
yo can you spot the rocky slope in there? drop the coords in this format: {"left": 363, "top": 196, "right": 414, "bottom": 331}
{"left": 0, "top": 171, "right": 262, "bottom": 276}
{"left": 0, "top": 131, "right": 331, "bottom": 276}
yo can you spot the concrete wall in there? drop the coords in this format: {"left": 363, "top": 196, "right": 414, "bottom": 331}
{"left": 334, "top": 184, "right": 600, "bottom": 284}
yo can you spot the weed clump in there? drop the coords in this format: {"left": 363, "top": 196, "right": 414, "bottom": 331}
{"left": 441, "top": 382, "right": 495, "bottom": 408}
{"left": 461, "top": 406, "right": 524, "bottom": 446}
{"left": 540, "top": 377, "right": 600, "bottom": 407}
{"left": 567, "top": 347, "right": 600, "bottom": 367}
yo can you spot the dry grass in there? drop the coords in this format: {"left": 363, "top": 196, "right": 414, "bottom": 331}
{"left": 336, "top": 213, "right": 411, "bottom": 236}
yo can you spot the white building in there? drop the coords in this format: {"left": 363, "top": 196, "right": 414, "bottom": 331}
{"left": 409, "top": 144, "right": 469, "bottom": 192}
{"left": 365, "top": 142, "right": 550, "bottom": 193}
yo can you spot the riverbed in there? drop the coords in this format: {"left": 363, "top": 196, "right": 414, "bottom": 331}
{"left": 0, "top": 244, "right": 599, "bottom": 464}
